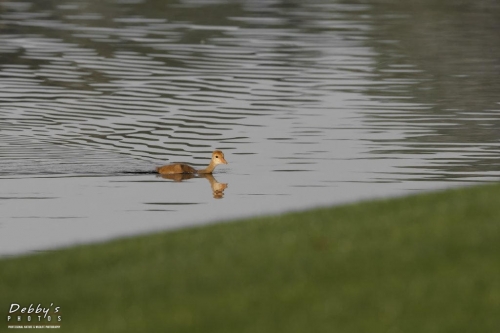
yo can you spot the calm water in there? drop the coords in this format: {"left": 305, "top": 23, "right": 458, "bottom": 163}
{"left": 1, "top": 0, "right": 500, "bottom": 256}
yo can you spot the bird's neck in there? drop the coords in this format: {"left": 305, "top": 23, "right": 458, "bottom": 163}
{"left": 197, "top": 161, "right": 216, "bottom": 174}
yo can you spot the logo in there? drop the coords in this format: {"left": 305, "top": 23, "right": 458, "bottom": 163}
{"left": 6, "top": 303, "right": 62, "bottom": 329}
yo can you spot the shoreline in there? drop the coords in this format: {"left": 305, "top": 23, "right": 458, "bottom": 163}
{"left": 1, "top": 182, "right": 499, "bottom": 331}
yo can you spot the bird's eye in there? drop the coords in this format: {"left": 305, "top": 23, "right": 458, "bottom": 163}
{"left": 215, "top": 155, "right": 219, "bottom": 158}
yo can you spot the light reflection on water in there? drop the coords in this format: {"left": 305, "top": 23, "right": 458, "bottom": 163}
{"left": 1, "top": 0, "right": 500, "bottom": 255}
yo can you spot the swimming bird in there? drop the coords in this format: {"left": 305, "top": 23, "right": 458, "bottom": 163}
{"left": 156, "top": 150, "right": 228, "bottom": 175}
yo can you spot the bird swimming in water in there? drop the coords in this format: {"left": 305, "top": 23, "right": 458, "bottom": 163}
{"left": 156, "top": 150, "right": 228, "bottom": 174}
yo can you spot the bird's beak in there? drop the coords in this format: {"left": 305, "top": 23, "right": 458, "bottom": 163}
{"left": 221, "top": 157, "right": 228, "bottom": 164}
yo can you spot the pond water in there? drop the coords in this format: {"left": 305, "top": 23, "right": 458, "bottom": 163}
{"left": 1, "top": 0, "right": 500, "bottom": 256}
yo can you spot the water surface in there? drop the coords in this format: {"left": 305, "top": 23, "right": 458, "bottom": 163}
{"left": 1, "top": 0, "right": 500, "bottom": 256}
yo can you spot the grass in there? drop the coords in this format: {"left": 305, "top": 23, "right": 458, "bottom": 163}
{"left": 1, "top": 183, "right": 500, "bottom": 332}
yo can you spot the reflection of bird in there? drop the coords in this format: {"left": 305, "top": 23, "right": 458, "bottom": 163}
{"left": 200, "top": 174, "right": 228, "bottom": 199}
{"left": 156, "top": 150, "right": 228, "bottom": 175}
{"left": 157, "top": 171, "right": 228, "bottom": 199}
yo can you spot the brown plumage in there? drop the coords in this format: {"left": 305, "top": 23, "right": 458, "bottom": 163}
{"left": 156, "top": 150, "right": 228, "bottom": 175}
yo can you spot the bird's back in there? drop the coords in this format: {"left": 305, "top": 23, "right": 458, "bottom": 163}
{"left": 156, "top": 163, "right": 197, "bottom": 174}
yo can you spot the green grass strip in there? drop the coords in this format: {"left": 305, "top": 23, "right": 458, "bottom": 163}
{"left": 1, "top": 184, "right": 500, "bottom": 332}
